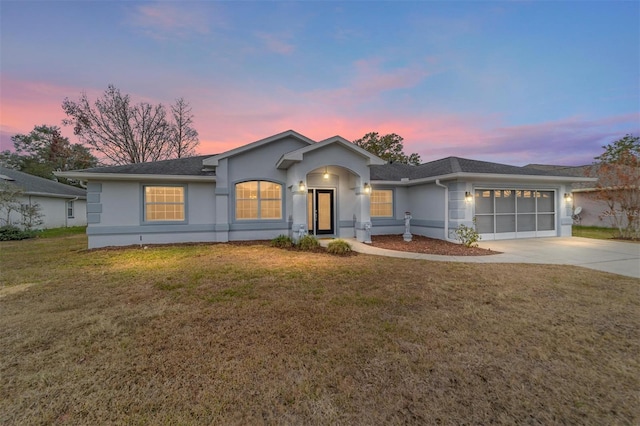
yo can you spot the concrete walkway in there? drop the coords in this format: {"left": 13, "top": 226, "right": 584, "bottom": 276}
{"left": 324, "top": 237, "right": 640, "bottom": 279}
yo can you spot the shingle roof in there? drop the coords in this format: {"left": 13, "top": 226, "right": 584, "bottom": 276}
{"left": 0, "top": 166, "right": 86, "bottom": 198}
{"left": 76, "top": 155, "right": 216, "bottom": 176}
{"left": 524, "top": 164, "right": 600, "bottom": 189}
{"left": 371, "top": 156, "right": 557, "bottom": 181}
{"left": 61, "top": 153, "right": 592, "bottom": 184}
{"left": 524, "top": 164, "right": 593, "bottom": 177}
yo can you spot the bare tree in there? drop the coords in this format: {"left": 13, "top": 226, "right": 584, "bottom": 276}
{"left": 0, "top": 181, "right": 24, "bottom": 226}
{"left": 170, "top": 98, "right": 199, "bottom": 158}
{"left": 62, "top": 85, "right": 174, "bottom": 165}
{"left": 593, "top": 134, "right": 639, "bottom": 239}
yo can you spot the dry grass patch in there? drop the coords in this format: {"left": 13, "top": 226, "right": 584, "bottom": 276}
{"left": 1, "top": 235, "right": 639, "bottom": 424}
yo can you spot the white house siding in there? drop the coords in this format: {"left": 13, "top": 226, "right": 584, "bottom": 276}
{"left": 2, "top": 195, "right": 86, "bottom": 229}
{"left": 86, "top": 180, "right": 217, "bottom": 249}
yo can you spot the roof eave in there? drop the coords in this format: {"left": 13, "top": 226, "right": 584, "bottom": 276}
{"left": 24, "top": 191, "right": 86, "bottom": 200}
{"left": 372, "top": 173, "right": 598, "bottom": 186}
{"left": 55, "top": 171, "right": 216, "bottom": 182}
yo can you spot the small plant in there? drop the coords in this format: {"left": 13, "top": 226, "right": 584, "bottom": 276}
{"left": 297, "top": 234, "right": 320, "bottom": 251}
{"left": 0, "top": 225, "right": 37, "bottom": 241}
{"left": 455, "top": 218, "right": 481, "bottom": 248}
{"left": 271, "top": 234, "right": 294, "bottom": 248}
{"left": 20, "top": 203, "right": 44, "bottom": 231}
{"left": 327, "top": 239, "right": 352, "bottom": 256}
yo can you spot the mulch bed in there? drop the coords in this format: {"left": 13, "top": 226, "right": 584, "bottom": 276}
{"left": 370, "top": 234, "right": 499, "bottom": 256}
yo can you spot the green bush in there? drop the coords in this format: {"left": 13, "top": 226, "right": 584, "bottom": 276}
{"left": 455, "top": 219, "right": 481, "bottom": 248}
{"left": 271, "top": 234, "right": 294, "bottom": 248}
{"left": 0, "top": 225, "right": 37, "bottom": 241}
{"left": 327, "top": 239, "right": 352, "bottom": 255}
{"left": 297, "top": 234, "right": 320, "bottom": 251}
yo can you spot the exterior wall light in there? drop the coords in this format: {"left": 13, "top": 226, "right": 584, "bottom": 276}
{"left": 465, "top": 191, "right": 473, "bottom": 203}
{"left": 299, "top": 181, "right": 306, "bottom": 191}
{"left": 364, "top": 183, "right": 371, "bottom": 194}
{"left": 323, "top": 168, "right": 330, "bottom": 179}
{"left": 564, "top": 193, "right": 573, "bottom": 202}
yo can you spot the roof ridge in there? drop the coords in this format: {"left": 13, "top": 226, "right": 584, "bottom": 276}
{"left": 449, "top": 157, "right": 462, "bottom": 173}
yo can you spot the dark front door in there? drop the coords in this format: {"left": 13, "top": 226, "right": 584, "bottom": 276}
{"left": 307, "top": 189, "right": 335, "bottom": 235}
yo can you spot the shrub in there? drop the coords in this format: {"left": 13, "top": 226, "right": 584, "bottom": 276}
{"left": 327, "top": 239, "right": 352, "bottom": 256}
{"left": 455, "top": 219, "right": 481, "bottom": 248}
{"left": 297, "top": 235, "right": 320, "bottom": 251}
{"left": 0, "top": 225, "right": 37, "bottom": 241}
{"left": 271, "top": 234, "right": 294, "bottom": 248}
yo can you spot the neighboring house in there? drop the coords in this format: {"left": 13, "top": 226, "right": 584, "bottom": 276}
{"left": 56, "top": 130, "right": 594, "bottom": 249}
{"left": 0, "top": 166, "right": 87, "bottom": 229}
{"left": 525, "top": 163, "right": 629, "bottom": 228}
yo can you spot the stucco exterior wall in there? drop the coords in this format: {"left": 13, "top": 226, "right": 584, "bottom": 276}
{"left": 408, "top": 183, "right": 447, "bottom": 239}
{"left": 0, "top": 194, "right": 86, "bottom": 229}
{"left": 86, "top": 180, "right": 217, "bottom": 249}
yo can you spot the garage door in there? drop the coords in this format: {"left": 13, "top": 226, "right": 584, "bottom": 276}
{"left": 474, "top": 189, "right": 556, "bottom": 240}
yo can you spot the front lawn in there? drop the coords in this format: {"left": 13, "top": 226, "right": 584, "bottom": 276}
{"left": 1, "top": 235, "right": 638, "bottom": 424}
{"left": 573, "top": 225, "right": 639, "bottom": 242}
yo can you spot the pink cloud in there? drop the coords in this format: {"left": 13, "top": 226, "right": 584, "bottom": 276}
{"left": 125, "top": 3, "right": 213, "bottom": 39}
{"left": 304, "top": 58, "right": 431, "bottom": 106}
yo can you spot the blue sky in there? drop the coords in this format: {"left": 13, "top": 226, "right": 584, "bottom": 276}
{"left": 1, "top": 0, "right": 638, "bottom": 165}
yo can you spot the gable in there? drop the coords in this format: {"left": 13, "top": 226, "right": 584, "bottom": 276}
{"left": 203, "top": 130, "right": 314, "bottom": 168}
{"left": 276, "top": 136, "right": 386, "bottom": 170}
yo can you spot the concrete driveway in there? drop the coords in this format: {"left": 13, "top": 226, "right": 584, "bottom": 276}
{"left": 477, "top": 237, "right": 640, "bottom": 279}
{"left": 338, "top": 237, "right": 640, "bottom": 279}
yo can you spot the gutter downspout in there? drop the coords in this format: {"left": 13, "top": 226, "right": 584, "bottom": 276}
{"left": 435, "top": 179, "right": 449, "bottom": 241}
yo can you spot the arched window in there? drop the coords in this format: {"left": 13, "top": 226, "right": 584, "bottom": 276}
{"left": 235, "top": 181, "right": 282, "bottom": 220}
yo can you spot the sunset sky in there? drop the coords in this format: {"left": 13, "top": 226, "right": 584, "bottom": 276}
{"left": 1, "top": 1, "right": 638, "bottom": 166}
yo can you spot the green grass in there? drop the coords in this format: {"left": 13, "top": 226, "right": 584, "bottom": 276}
{"left": 37, "top": 226, "right": 86, "bottom": 239}
{"left": 1, "top": 234, "right": 639, "bottom": 424}
{"left": 573, "top": 225, "right": 621, "bottom": 240}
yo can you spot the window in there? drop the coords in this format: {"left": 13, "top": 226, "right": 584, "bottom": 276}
{"left": 67, "top": 200, "right": 74, "bottom": 218}
{"left": 370, "top": 189, "right": 393, "bottom": 217}
{"left": 235, "top": 181, "right": 282, "bottom": 220}
{"left": 144, "top": 186, "right": 185, "bottom": 222}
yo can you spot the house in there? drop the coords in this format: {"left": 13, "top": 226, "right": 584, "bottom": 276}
{"left": 525, "top": 163, "right": 637, "bottom": 229}
{"left": 55, "top": 130, "right": 595, "bottom": 249}
{"left": 0, "top": 166, "right": 87, "bottom": 229}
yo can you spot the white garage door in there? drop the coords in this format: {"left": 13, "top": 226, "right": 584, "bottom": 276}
{"left": 474, "top": 189, "right": 556, "bottom": 240}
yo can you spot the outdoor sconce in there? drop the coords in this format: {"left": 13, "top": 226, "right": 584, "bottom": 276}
{"left": 299, "top": 181, "right": 306, "bottom": 191}
{"left": 465, "top": 191, "right": 473, "bottom": 203}
{"left": 363, "top": 182, "right": 371, "bottom": 194}
{"left": 564, "top": 193, "right": 573, "bottom": 202}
